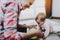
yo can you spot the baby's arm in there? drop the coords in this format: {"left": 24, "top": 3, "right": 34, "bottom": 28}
{"left": 49, "top": 26, "right": 53, "bottom": 33}
{"left": 42, "top": 27, "right": 50, "bottom": 40}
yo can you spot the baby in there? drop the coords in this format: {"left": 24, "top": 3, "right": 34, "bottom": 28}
{"left": 35, "top": 12, "right": 60, "bottom": 40}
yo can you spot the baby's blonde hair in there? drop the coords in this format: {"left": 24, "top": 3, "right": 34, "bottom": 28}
{"left": 35, "top": 12, "right": 46, "bottom": 21}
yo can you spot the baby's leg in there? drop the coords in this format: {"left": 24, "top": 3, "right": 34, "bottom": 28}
{"left": 49, "top": 26, "right": 53, "bottom": 33}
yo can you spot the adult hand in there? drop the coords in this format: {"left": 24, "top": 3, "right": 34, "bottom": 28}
{"left": 29, "top": 25, "right": 37, "bottom": 29}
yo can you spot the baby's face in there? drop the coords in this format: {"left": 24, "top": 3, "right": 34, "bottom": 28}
{"left": 36, "top": 16, "right": 45, "bottom": 26}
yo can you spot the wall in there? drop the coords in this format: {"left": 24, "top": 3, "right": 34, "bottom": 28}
{"left": 52, "top": 0, "right": 60, "bottom": 17}
{"left": 20, "top": 0, "right": 28, "bottom": 6}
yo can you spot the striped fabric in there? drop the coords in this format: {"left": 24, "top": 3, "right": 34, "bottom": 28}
{"left": 0, "top": 0, "right": 22, "bottom": 40}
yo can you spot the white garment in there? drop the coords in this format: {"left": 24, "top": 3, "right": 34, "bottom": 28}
{"left": 42, "top": 19, "right": 60, "bottom": 37}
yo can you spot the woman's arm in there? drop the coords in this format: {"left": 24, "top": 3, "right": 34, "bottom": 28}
{"left": 18, "top": 24, "right": 36, "bottom": 28}
{"left": 21, "top": 30, "right": 44, "bottom": 39}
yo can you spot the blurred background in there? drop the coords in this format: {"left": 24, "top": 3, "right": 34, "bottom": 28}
{"left": 18, "top": 0, "right": 60, "bottom": 40}
{"left": 0, "top": 0, "right": 60, "bottom": 40}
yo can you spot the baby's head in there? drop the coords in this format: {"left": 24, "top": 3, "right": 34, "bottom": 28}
{"left": 35, "top": 12, "right": 46, "bottom": 26}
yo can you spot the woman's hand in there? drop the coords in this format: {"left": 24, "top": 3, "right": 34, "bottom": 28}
{"left": 28, "top": 25, "right": 37, "bottom": 29}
